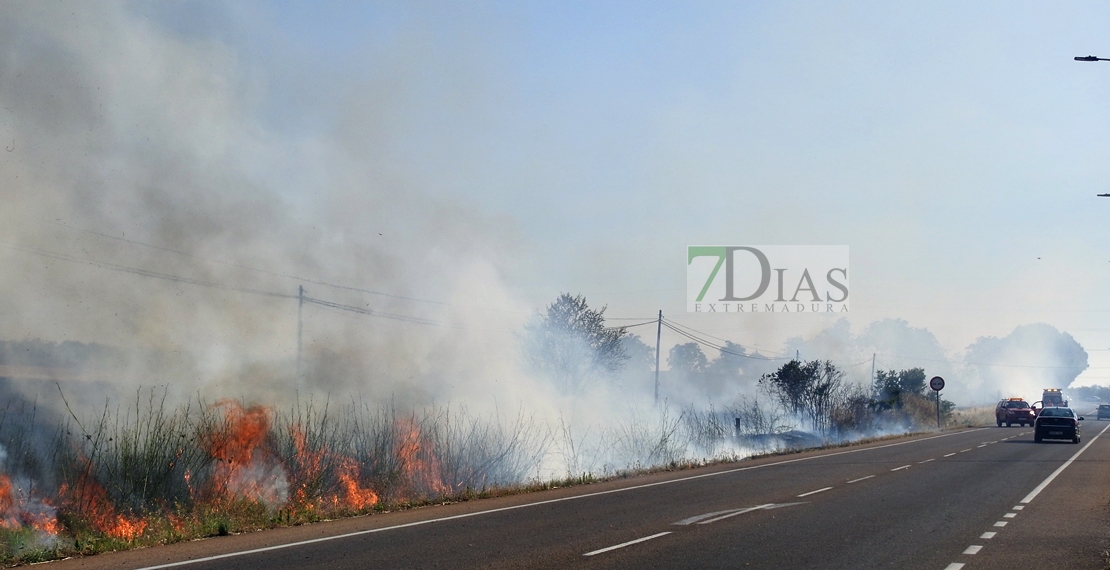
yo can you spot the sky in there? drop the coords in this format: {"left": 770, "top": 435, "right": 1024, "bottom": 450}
{"left": 2, "top": 1, "right": 1110, "bottom": 408}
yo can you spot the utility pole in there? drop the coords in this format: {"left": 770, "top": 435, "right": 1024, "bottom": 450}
{"left": 296, "top": 285, "right": 304, "bottom": 379}
{"left": 654, "top": 310, "right": 662, "bottom": 405}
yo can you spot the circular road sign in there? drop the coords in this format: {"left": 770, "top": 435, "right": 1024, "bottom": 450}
{"left": 929, "top": 376, "right": 945, "bottom": 392}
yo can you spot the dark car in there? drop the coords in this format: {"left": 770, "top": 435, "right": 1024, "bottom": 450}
{"left": 1098, "top": 405, "right": 1110, "bottom": 421}
{"left": 995, "top": 398, "right": 1034, "bottom": 427}
{"left": 1033, "top": 407, "right": 1083, "bottom": 443}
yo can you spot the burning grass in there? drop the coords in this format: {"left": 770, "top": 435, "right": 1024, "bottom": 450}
{"left": 0, "top": 386, "right": 965, "bottom": 565}
{"left": 0, "top": 390, "right": 550, "bottom": 564}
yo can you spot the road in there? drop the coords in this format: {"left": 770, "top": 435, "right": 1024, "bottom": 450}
{"left": 54, "top": 421, "right": 1110, "bottom": 570}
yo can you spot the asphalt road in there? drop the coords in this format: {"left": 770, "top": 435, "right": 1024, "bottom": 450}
{"left": 54, "top": 420, "right": 1110, "bottom": 570}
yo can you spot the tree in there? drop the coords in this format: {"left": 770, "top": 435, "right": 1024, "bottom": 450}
{"left": 667, "top": 343, "right": 708, "bottom": 375}
{"left": 759, "top": 359, "right": 847, "bottom": 433}
{"left": 521, "top": 293, "right": 628, "bottom": 393}
{"left": 873, "top": 368, "right": 927, "bottom": 411}
{"left": 620, "top": 334, "right": 656, "bottom": 377}
{"left": 704, "top": 341, "right": 747, "bottom": 378}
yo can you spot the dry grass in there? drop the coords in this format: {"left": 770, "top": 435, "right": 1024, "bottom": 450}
{"left": 948, "top": 405, "right": 994, "bottom": 428}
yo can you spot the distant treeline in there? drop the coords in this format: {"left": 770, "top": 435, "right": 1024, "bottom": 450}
{"left": 1068, "top": 385, "right": 1110, "bottom": 403}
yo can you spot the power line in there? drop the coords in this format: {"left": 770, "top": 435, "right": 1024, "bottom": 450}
{"left": 15, "top": 245, "right": 295, "bottom": 300}
{"left": 44, "top": 219, "right": 476, "bottom": 309}
{"left": 607, "top": 320, "right": 658, "bottom": 330}
{"left": 12, "top": 244, "right": 466, "bottom": 327}
{"left": 662, "top": 318, "right": 790, "bottom": 358}
{"left": 660, "top": 320, "right": 789, "bottom": 361}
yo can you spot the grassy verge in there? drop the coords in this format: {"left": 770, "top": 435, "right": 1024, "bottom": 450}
{"left": 0, "top": 392, "right": 976, "bottom": 566}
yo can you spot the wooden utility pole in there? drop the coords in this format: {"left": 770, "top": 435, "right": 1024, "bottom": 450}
{"left": 654, "top": 310, "right": 662, "bottom": 404}
{"left": 296, "top": 285, "right": 304, "bottom": 378}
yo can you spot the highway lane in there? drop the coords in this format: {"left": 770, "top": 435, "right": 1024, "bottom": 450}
{"left": 54, "top": 424, "right": 1110, "bottom": 570}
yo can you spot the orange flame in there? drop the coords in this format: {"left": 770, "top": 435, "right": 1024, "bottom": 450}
{"left": 288, "top": 425, "right": 378, "bottom": 511}
{"left": 395, "top": 419, "right": 448, "bottom": 497}
{"left": 0, "top": 474, "right": 60, "bottom": 535}
{"left": 61, "top": 479, "right": 145, "bottom": 540}
{"left": 201, "top": 401, "right": 288, "bottom": 507}
{"left": 336, "top": 457, "right": 378, "bottom": 509}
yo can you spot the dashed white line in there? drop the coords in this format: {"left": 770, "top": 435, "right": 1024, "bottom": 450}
{"left": 960, "top": 449, "right": 972, "bottom": 453}
{"left": 1003, "top": 513, "right": 1016, "bottom": 519}
{"left": 583, "top": 532, "right": 672, "bottom": 556}
{"left": 980, "top": 532, "right": 996, "bottom": 539}
{"left": 963, "top": 545, "right": 982, "bottom": 555}
{"left": 918, "top": 458, "right": 935, "bottom": 464}
{"left": 1012, "top": 506, "right": 1024, "bottom": 511}
{"left": 847, "top": 475, "right": 875, "bottom": 484}
{"left": 891, "top": 465, "right": 911, "bottom": 471}
{"left": 1021, "top": 422, "right": 1110, "bottom": 504}
{"left": 797, "top": 487, "right": 833, "bottom": 497}
{"left": 993, "top": 521, "right": 1008, "bottom": 527}
{"left": 944, "top": 563, "right": 965, "bottom": 570}
{"left": 944, "top": 453, "right": 956, "bottom": 457}
{"left": 977, "top": 444, "right": 987, "bottom": 448}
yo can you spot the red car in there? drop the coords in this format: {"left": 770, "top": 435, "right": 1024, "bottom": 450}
{"left": 995, "top": 398, "right": 1034, "bottom": 427}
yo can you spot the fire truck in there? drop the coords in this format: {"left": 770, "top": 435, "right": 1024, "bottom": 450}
{"left": 1031, "top": 388, "right": 1068, "bottom": 417}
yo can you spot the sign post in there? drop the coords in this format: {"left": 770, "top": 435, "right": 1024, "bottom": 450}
{"left": 929, "top": 376, "right": 945, "bottom": 429}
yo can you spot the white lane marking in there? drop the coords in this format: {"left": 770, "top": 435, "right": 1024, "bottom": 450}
{"left": 980, "top": 532, "right": 996, "bottom": 539}
{"left": 1021, "top": 422, "right": 1110, "bottom": 504}
{"left": 1003, "top": 513, "right": 1016, "bottom": 518}
{"left": 993, "top": 521, "right": 1008, "bottom": 527}
{"left": 944, "top": 563, "right": 965, "bottom": 570}
{"left": 960, "top": 449, "right": 972, "bottom": 453}
{"left": 1012, "top": 506, "right": 1023, "bottom": 510}
{"left": 674, "top": 504, "right": 774, "bottom": 526}
{"left": 891, "top": 465, "right": 911, "bottom": 471}
{"left": 990, "top": 441, "right": 998, "bottom": 444}
{"left": 583, "top": 532, "right": 671, "bottom": 557}
{"left": 918, "top": 458, "right": 935, "bottom": 464}
{"left": 697, "top": 504, "right": 794, "bottom": 525}
{"left": 944, "top": 453, "right": 956, "bottom": 457}
{"left": 847, "top": 475, "right": 875, "bottom": 484}
{"left": 963, "top": 545, "right": 982, "bottom": 555}
{"left": 798, "top": 487, "right": 833, "bottom": 497}
{"left": 128, "top": 429, "right": 985, "bottom": 570}
{"left": 977, "top": 444, "right": 987, "bottom": 448}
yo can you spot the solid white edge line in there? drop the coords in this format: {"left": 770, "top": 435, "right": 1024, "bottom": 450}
{"left": 1020, "top": 422, "right": 1110, "bottom": 504}
{"left": 583, "top": 532, "right": 672, "bottom": 557}
{"left": 130, "top": 429, "right": 985, "bottom": 570}
{"left": 797, "top": 487, "right": 833, "bottom": 497}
